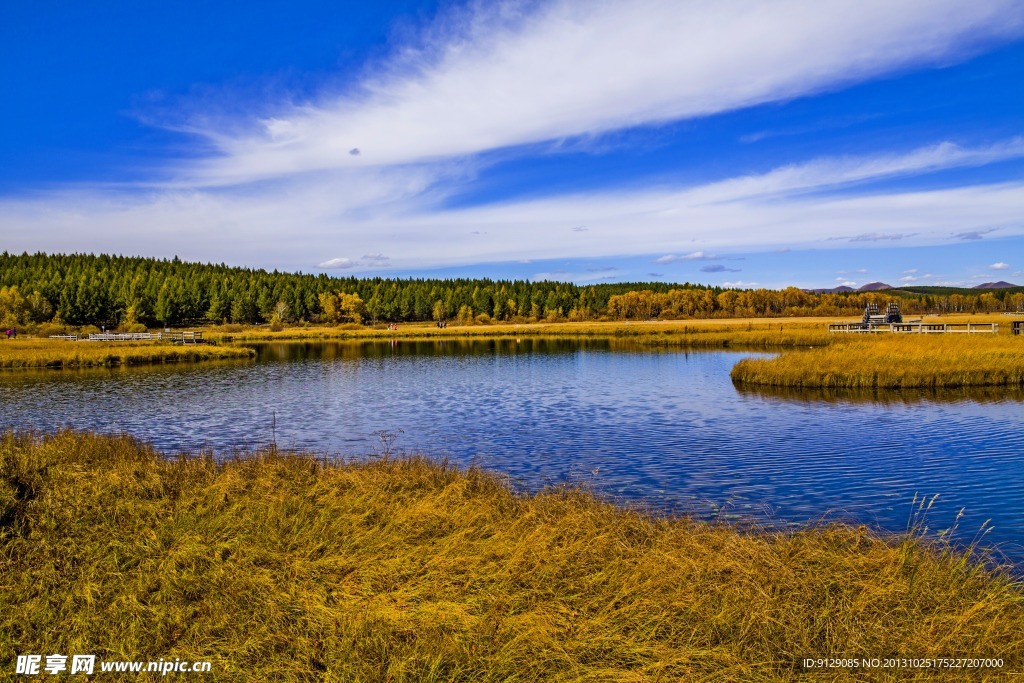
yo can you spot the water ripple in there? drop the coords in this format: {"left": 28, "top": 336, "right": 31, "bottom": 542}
{"left": 1, "top": 340, "right": 1022, "bottom": 561}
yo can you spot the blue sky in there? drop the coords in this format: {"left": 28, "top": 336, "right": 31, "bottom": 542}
{"left": 1, "top": 0, "right": 1023, "bottom": 288}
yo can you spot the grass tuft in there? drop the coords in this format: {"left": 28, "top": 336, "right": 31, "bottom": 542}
{"left": 2, "top": 431, "right": 1022, "bottom": 680}
{"left": 0, "top": 340, "right": 254, "bottom": 369}
{"left": 732, "top": 335, "right": 1024, "bottom": 389}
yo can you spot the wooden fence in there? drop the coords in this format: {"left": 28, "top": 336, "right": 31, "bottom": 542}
{"left": 828, "top": 322, "right": 999, "bottom": 334}
{"left": 49, "top": 331, "right": 205, "bottom": 344}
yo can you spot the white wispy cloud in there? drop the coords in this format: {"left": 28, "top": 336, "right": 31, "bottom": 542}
{"left": 319, "top": 253, "right": 391, "bottom": 269}
{"left": 990, "top": 262, "right": 1010, "bottom": 269}
{"left": 691, "top": 138, "right": 1024, "bottom": 204}
{"left": 899, "top": 272, "right": 937, "bottom": 283}
{"left": 174, "top": 0, "right": 1024, "bottom": 186}
{"left": 319, "top": 258, "right": 356, "bottom": 269}
{"left": 654, "top": 251, "right": 719, "bottom": 264}
{"left": 3, "top": 141, "right": 1024, "bottom": 271}
{"left": 3, "top": 1, "right": 1024, "bottom": 273}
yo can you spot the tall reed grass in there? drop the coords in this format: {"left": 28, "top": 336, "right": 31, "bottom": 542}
{"left": 210, "top": 318, "right": 836, "bottom": 348}
{"left": 732, "top": 335, "right": 1024, "bottom": 388}
{"left": 2, "top": 431, "right": 1021, "bottom": 681}
{"left": 0, "top": 340, "right": 254, "bottom": 369}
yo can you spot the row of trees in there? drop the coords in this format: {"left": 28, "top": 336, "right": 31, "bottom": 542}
{"left": 605, "top": 288, "right": 1024, "bottom": 320}
{"left": 0, "top": 252, "right": 1021, "bottom": 329}
{"left": 0, "top": 252, "right": 679, "bottom": 327}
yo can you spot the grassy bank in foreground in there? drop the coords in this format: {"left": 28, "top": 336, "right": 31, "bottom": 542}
{"left": 732, "top": 335, "right": 1024, "bottom": 389}
{"left": 0, "top": 339, "right": 255, "bottom": 369}
{"left": 2, "top": 432, "right": 1021, "bottom": 681}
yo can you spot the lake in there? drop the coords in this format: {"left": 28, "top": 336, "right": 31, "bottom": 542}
{"left": 2, "top": 338, "right": 1022, "bottom": 561}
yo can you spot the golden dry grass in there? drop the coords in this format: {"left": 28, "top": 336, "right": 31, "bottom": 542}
{"left": 2, "top": 431, "right": 1021, "bottom": 681}
{"left": 0, "top": 339, "right": 254, "bottom": 369}
{"left": 209, "top": 318, "right": 836, "bottom": 348}
{"left": 732, "top": 334, "right": 1024, "bottom": 389}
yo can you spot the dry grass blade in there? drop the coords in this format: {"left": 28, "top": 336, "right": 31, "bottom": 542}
{"left": 0, "top": 340, "right": 254, "bottom": 369}
{"left": 732, "top": 335, "right": 1024, "bottom": 389}
{"left": 1, "top": 431, "right": 1022, "bottom": 681}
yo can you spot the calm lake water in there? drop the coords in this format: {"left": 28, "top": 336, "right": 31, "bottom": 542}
{"left": 2, "top": 338, "right": 1023, "bottom": 561}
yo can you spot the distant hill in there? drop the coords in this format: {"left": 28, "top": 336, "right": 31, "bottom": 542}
{"left": 972, "top": 281, "right": 1020, "bottom": 290}
{"left": 887, "top": 284, "right": 1024, "bottom": 296}
{"left": 805, "top": 282, "right": 891, "bottom": 294}
{"left": 806, "top": 281, "right": 1024, "bottom": 297}
{"left": 805, "top": 285, "right": 852, "bottom": 294}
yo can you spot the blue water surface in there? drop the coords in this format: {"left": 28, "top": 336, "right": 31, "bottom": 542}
{"left": 2, "top": 338, "right": 1022, "bottom": 562}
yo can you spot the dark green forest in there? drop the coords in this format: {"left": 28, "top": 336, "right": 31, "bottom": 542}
{"left": 0, "top": 252, "right": 692, "bottom": 327}
{"left": 0, "top": 252, "right": 1021, "bottom": 329}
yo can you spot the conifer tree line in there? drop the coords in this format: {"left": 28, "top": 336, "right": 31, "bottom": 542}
{"left": 0, "top": 252, "right": 1021, "bottom": 329}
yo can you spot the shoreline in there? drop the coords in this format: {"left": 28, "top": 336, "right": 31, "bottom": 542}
{"left": 0, "top": 339, "right": 255, "bottom": 369}
{"left": 731, "top": 334, "right": 1024, "bottom": 389}
{"left": 3, "top": 430, "right": 1022, "bottom": 680}
{"left": 207, "top": 316, "right": 837, "bottom": 346}
{"left": 3, "top": 315, "right": 1020, "bottom": 389}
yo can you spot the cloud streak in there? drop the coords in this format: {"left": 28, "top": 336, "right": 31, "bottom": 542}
{"left": 3, "top": 1, "right": 1024, "bottom": 275}
{"left": 176, "top": 0, "right": 1024, "bottom": 186}
{"left": 3, "top": 140, "right": 1024, "bottom": 272}
{"left": 654, "top": 252, "right": 719, "bottom": 264}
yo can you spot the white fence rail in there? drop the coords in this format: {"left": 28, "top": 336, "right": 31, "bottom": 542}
{"left": 828, "top": 322, "right": 999, "bottom": 334}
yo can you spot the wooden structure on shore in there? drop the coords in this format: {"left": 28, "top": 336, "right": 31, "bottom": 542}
{"left": 829, "top": 321, "right": 999, "bottom": 334}
{"left": 160, "top": 331, "right": 204, "bottom": 344}
{"left": 49, "top": 331, "right": 205, "bottom": 344}
{"left": 860, "top": 301, "right": 904, "bottom": 327}
{"left": 830, "top": 301, "right": 999, "bottom": 334}
{"left": 87, "top": 332, "right": 154, "bottom": 341}
{"left": 1013, "top": 320, "right": 1023, "bottom": 336}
